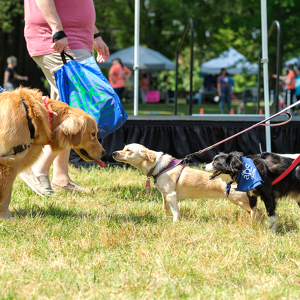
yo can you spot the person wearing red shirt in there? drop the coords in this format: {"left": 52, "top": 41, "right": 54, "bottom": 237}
{"left": 109, "top": 59, "right": 131, "bottom": 100}
{"left": 139, "top": 74, "right": 150, "bottom": 104}
{"left": 273, "top": 64, "right": 296, "bottom": 109}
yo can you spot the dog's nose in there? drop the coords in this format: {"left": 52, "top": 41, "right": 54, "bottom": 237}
{"left": 102, "top": 149, "right": 106, "bottom": 156}
{"left": 203, "top": 165, "right": 206, "bottom": 170}
{"left": 112, "top": 151, "right": 117, "bottom": 157}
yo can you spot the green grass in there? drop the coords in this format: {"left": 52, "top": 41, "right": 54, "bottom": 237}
{"left": 1, "top": 165, "right": 300, "bottom": 299}
{"left": 123, "top": 99, "right": 263, "bottom": 115}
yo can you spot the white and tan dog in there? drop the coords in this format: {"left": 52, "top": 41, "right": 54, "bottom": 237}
{"left": 112, "top": 143, "right": 263, "bottom": 222}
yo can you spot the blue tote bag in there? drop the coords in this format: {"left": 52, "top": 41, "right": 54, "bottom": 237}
{"left": 54, "top": 52, "right": 128, "bottom": 138}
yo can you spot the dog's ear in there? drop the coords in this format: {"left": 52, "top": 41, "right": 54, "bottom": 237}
{"left": 71, "top": 132, "right": 82, "bottom": 146}
{"left": 140, "top": 148, "right": 156, "bottom": 162}
{"left": 228, "top": 153, "right": 243, "bottom": 173}
{"left": 57, "top": 115, "right": 84, "bottom": 147}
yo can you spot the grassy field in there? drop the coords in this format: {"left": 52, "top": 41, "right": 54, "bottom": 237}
{"left": 1, "top": 164, "right": 300, "bottom": 299}
{"left": 122, "top": 99, "right": 263, "bottom": 115}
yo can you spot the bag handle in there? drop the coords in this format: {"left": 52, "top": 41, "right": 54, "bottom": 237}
{"left": 60, "top": 51, "right": 75, "bottom": 64}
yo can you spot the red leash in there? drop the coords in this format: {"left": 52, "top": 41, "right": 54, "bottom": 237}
{"left": 42, "top": 96, "right": 58, "bottom": 144}
{"left": 272, "top": 154, "right": 300, "bottom": 185}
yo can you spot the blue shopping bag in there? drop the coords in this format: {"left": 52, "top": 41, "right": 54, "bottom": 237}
{"left": 54, "top": 52, "right": 128, "bottom": 138}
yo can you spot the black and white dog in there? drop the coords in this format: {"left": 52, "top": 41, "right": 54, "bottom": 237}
{"left": 203, "top": 151, "right": 300, "bottom": 231}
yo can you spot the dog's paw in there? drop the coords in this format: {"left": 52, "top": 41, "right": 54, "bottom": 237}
{"left": 172, "top": 216, "right": 181, "bottom": 223}
{"left": 265, "top": 215, "right": 278, "bottom": 232}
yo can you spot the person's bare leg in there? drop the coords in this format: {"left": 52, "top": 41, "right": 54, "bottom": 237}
{"left": 33, "top": 145, "right": 70, "bottom": 186}
{"left": 51, "top": 147, "right": 70, "bottom": 187}
{"left": 20, "top": 145, "right": 57, "bottom": 196}
{"left": 33, "top": 145, "right": 56, "bottom": 176}
{"left": 51, "top": 148, "right": 92, "bottom": 193}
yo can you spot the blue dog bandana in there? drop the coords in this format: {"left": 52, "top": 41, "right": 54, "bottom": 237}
{"left": 0, "top": 86, "right": 5, "bottom": 93}
{"left": 226, "top": 157, "right": 263, "bottom": 197}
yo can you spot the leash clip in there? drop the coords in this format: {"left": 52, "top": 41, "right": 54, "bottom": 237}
{"left": 185, "top": 154, "right": 193, "bottom": 161}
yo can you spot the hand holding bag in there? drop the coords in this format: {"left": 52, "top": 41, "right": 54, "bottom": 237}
{"left": 54, "top": 52, "right": 128, "bottom": 138}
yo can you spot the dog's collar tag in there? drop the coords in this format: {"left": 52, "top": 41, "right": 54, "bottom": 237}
{"left": 145, "top": 180, "right": 151, "bottom": 188}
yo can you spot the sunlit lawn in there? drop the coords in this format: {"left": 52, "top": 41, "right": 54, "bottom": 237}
{"left": 1, "top": 165, "right": 300, "bottom": 299}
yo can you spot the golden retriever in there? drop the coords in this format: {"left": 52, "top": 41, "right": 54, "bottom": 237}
{"left": 0, "top": 87, "right": 106, "bottom": 219}
{"left": 112, "top": 143, "right": 264, "bottom": 223}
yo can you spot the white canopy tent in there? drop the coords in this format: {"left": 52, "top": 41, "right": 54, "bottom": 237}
{"left": 99, "top": 45, "right": 175, "bottom": 71}
{"left": 285, "top": 56, "right": 300, "bottom": 67}
{"left": 129, "top": 0, "right": 270, "bottom": 149}
{"left": 200, "top": 47, "right": 258, "bottom": 75}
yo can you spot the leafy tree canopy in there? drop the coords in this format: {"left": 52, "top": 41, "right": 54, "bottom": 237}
{"left": 1, "top": 0, "right": 300, "bottom": 91}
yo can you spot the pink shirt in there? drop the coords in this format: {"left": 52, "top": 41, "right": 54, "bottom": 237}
{"left": 24, "top": 0, "right": 96, "bottom": 57}
{"left": 109, "top": 64, "right": 131, "bottom": 89}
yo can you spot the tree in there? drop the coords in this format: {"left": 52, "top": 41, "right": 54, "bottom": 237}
{"left": 0, "top": 0, "right": 47, "bottom": 93}
{"left": 1, "top": 0, "right": 300, "bottom": 93}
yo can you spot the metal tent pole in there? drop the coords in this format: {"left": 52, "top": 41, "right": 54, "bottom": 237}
{"left": 261, "top": 0, "right": 271, "bottom": 152}
{"left": 133, "top": 0, "right": 140, "bottom": 116}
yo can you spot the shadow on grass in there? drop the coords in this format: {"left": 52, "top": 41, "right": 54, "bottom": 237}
{"left": 11, "top": 203, "right": 299, "bottom": 231}
{"left": 12, "top": 203, "right": 159, "bottom": 224}
{"left": 276, "top": 220, "right": 299, "bottom": 235}
{"left": 104, "top": 185, "right": 162, "bottom": 203}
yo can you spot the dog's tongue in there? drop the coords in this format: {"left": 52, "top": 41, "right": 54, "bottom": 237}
{"left": 95, "top": 159, "right": 105, "bottom": 168}
{"left": 209, "top": 170, "right": 221, "bottom": 180}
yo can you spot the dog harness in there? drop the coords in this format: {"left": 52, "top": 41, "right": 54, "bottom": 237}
{"left": 226, "top": 157, "right": 263, "bottom": 197}
{"left": 0, "top": 91, "right": 57, "bottom": 157}
{"left": 146, "top": 158, "right": 185, "bottom": 187}
{"left": 2, "top": 97, "right": 35, "bottom": 157}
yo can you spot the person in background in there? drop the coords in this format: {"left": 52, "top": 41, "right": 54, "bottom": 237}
{"left": 3, "top": 56, "right": 28, "bottom": 91}
{"left": 21, "top": 0, "right": 109, "bottom": 196}
{"left": 228, "top": 73, "right": 237, "bottom": 100}
{"left": 273, "top": 64, "right": 296, "bottom": 110}
{"left": 109, "top": 58, "right": 131, "bottom": 100}
{"left": 294, "top": 66, "right": 300, "bottom": 115}
{"left": 217, "top": 68, "right": 231, "bottom": 114}
{"left": 139, "top": 73, "right": 150, "bottom": 103}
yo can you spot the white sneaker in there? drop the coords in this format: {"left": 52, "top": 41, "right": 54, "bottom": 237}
{"left": 19, "top": 172, "right": 55, "bottom": 197}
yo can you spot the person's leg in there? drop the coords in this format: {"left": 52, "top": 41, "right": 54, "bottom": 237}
{"left": 226, "top": 89, "right": 231, "bottom": 112}
{"left": 33, "top": 145, "right": 57, "bottom": 176}
{"left": 52, "top": 148, "right": 71, "bottom": 186}
{"left": 21, "top": 49, "right": 93, "bottom": 195}
{"left": 32, "top": 146, "right": 70, "bottom": 187}
{"left": 140, "top": 88, "right": 146, "bottom": 103}
{"left": 114, "top": 87, "right": 125, "bottom": 100}
{"left": 219, "top": 89, "right": 225, "bottom": 113}
{"left": 290, "top": 89, "right": 296, "bottom": 113}
{"left": 297, "top": 95, "right": 300, "bottom": 114}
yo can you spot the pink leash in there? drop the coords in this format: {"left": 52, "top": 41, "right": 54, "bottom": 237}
{"left": 184, "top": 100, "right": 300, "bottom": 161}
{"left": 184, "top": 100, "right": 300, "bottom": 185}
